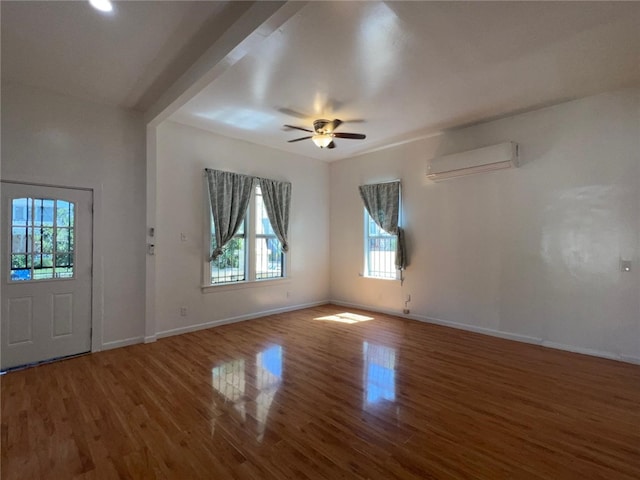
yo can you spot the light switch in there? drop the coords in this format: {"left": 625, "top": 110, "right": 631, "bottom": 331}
{"left": 621, "top": 260, "right": 631, "bottom": 272}
{"left": 180, "top": 233, "right": 187, "bottom": 242}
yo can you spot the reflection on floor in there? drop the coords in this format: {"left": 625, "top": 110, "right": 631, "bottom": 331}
{"left": 363, "top": 341, "right": 396, "bottom": 406}
{"left": 211, "top": 358, "right": 246, "bottom": 420}
{"left": 211, "top": 345, "right": 283, "bottom": 442}
{"left": 255, "top": 345, "right": 283, "bottom": 441}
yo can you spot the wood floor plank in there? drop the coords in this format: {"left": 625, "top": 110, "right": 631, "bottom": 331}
{"left": 2, "top": 304, "right": 639, "bottom": 479}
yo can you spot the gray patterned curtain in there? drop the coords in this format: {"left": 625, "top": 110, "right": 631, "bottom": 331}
{"left": 206, "top": 169, "right": 255, "bottom": 261}
{"left": 358, "top": 181, "right": 406, "bottom": 270}
{"left": 258, "top": 178, "right": 291, "bottom": 252}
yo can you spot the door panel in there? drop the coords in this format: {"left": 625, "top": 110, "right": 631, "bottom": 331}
{"left": 1, "top": 182, "right": 92, "bottom": 370}
{"left": 7, "top": 296, "right": 33, "bottom": 344}
{"left": 52, "top": 293, "right": 74, "bottom": 337}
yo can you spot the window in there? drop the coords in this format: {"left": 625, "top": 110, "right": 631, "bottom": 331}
{"left": 360, "top": 180, "right": 405, "bottom": 279}
{"left": 209, "top": 183, "right": 285, "bottom": 285}
{"left": 10, "top": 197, "right": 75, "bottom": 282}
{"left": 255, "top": 184, "right": 284, "bottom": 280}
{"left": 211, "top": 220, "right": 246, "bottom": 283}
{"left": 364, "top": 210, "right": 397, "bottom": 279}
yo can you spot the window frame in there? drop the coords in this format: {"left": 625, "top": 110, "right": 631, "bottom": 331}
{"left": 203, "top": 180, "right": 288, "bottom": 291}
{"left": 362, "top": 183, "right": 402, "bottom": 281}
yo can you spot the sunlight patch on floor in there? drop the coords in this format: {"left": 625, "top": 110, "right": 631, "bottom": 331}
{"left": 314, "top": 312, "right": 374, "bottom": 324}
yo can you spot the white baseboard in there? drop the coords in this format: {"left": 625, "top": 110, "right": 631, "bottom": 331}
{"left": 101, "top": 336, "right": 145, "bottom": 351}
{"left": 156, "top": 300, "right": 329, "bottom": 339}
{"left": 144, "top": 335, "right": 157, "bottom": 344}
{"left": 541, "top": 341, "right": 622, "bottom": 362}
{"left": 413, "top": 312, "right": 542, "bottom": 345}
{"left": 331, "top": 300, "right": 542, "bottom": 345}
{"left": 329, "top": 299, "right": 640, "bottom": 366}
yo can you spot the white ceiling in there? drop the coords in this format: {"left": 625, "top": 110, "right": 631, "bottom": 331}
{"left": 3, "top": 1, "right": 639, "bottom": 161}
{"left": 1, "top": 1, "right": 252, "bottom": 110}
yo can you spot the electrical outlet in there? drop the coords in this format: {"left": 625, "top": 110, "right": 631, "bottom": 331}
{"left": 405, "top": 294, "right": 411, "bottom": 302}
{"left": 286, "top": 291, "right": 291, "bottom": 298}
{"left": 180, "top": 306, "right": 188, "bottom": 317}
{"left": 180, "top": 232, "right": 187, "bottom": 242}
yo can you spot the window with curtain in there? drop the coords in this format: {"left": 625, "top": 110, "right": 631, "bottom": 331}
{"left": 206, "top": 170, "right": 290, "bottom": 286}
{"left": 255, "top": 184, "right": 284, "bottom": 280}
{"left": 359, "top": 180, "right": 406, "bottom": 280}
{"left": 211, "top": 219, "right": 246, "bottom": 283}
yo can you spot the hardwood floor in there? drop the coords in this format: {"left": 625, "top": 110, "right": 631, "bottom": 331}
{"left": 2, "top": 304, "right": 639, "bottom": 479}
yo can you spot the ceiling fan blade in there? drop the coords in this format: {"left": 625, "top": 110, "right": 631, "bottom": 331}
{"left": 330, "top": 119, "right": 343, "bottom": 132}
{"left": 333, "top": 132, "right": 366, "bottom": 140}
{"left": 284, "top": 124, "right": 313, "bottom": 133}
{"left": 278, "top": 107, "right": 310, "bottom": 120}
{"left": 287, "top": 136, "right": 312, "bottom": 143}
{"left": 327, "top": 141, "right": 336, "bottom": 149}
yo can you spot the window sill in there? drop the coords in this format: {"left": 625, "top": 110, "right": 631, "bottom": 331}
{"left": 360, "top": 274, "right": 400, "bottom": 281}
{"left": 201, "top": 278, "right": 291, "bottom": 293}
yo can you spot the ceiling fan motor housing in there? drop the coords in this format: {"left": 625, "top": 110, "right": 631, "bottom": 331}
{"left": 313, "top": 119, "right": 331, "bottom": 134}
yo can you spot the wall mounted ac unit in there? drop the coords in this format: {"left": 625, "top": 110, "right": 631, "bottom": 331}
{"left": 426, "top": 142, "right": 519, "bottom": 181}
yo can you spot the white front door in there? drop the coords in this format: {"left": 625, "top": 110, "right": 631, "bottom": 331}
{"left": 1, "top": 182, "right": 92, "bottom": 370}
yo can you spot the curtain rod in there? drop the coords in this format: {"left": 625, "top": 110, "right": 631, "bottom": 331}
{"left": 360, "top": 179, "right": 402, "bottom": 185}
{"left": 203, "top": 168, "right": 291, "bottom": 185}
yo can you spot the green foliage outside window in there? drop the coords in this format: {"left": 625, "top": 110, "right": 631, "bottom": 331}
{"left": 212, "top": 237, "right": 243, "bottom": 269}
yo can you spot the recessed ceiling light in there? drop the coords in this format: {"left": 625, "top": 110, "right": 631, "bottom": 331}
{"left": 89, "top": 0, "right": 113, "bottom": 13}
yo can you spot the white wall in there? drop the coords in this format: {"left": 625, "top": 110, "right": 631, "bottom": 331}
{"left": 5, "top": 83, "right": 635, "bottom": 363}
{"left": 330, "top": 89, "right": 640, "bottom": 362}
{"left": 153, "top": 121, "right": 330, "bottom": 335}
{"left": 1, "top": 82, "right": 147, "bottom": 347}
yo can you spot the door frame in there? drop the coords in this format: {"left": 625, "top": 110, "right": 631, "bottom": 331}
{"left": 1, "top": 177, "right": 103, "bottom": 353}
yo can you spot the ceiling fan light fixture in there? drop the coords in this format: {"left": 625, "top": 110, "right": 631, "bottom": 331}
{"left": 312, "top": 134, "right": 333, "bottom": 148}
{"left": 89, "top": 0, "right": 113, "bottom": 12}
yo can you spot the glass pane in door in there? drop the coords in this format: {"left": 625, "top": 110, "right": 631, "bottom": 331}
{"left": 9, "top": 198, "right": 75, "bottom": 282}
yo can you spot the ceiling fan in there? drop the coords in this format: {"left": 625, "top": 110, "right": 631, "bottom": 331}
{"left": 285, "top": 119, "right": 366, "bottom": 149}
